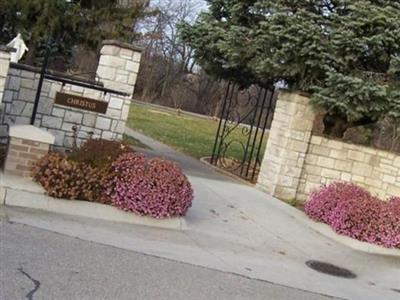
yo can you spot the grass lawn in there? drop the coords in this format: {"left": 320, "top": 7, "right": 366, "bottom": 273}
{"left": 126, "top": 103, "right": 268, "bottom": 161}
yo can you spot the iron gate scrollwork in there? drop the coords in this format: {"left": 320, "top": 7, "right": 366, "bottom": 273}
{"left": 211, "top": 82, "right": 276, "bottom": 182}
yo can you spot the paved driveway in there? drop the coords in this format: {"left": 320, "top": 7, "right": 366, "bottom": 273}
{"left": 0, "top": 221, "right": 339, "bottom": 300}
{"left": 0, "top": 129, "right": 398, "bottom": 300}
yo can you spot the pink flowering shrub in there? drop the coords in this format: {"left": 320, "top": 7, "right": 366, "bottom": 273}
{"left": 305, "top": 182, "right": 400, "bottom": 249}
{"left": 105, "top": 153, "right": 193, "bottom": 219}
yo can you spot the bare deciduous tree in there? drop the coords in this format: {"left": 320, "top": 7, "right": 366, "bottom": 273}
{"left": 134, "top": 0, "right": 225, "bottom": 115}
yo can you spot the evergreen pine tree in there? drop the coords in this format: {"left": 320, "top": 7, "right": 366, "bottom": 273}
{"left": 0, "top": 0, "right": 149, "bottom": 68}
{"left": 180, "top": 0, "right": 400, "bottom": 137}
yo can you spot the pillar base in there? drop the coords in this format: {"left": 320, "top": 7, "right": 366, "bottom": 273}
{"left": 4, "top": 125, "right": 54, "bottom": 177}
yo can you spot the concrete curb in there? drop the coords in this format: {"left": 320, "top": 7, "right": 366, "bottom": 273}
{"left": 308, "top": 220, "right": 400, "bottom": 257}
{"left": 283, "top": 205, "right": 400, "bottom": 257}
{"left": 2, "top": 185, "right": 187, "bottom": 231}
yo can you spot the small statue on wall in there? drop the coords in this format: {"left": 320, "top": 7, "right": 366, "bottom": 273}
{"left": 7, "top": 33, "right": 29, "bottom": 63}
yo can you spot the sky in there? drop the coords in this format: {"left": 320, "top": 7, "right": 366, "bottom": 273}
{"left": 149, "top": 0, "right": 207, "bottom": 12}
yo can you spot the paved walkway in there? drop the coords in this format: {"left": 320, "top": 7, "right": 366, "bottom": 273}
{"left": 1, "top": 128, "right": 399, "bottom": 300}
{"left": 125, "top": 127, "right": 237, "bottom": 181}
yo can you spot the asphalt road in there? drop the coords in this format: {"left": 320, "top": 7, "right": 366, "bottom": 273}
{"left": 0, "top": 220, "right": 338, "bottom": 300}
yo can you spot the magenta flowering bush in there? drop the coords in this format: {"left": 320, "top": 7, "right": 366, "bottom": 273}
{"left": 106, "top": 153, "right": 194, "bottom": 219}
{"left": 305, "top": 182, "right": 400, "bottom": 249}
{"left": 304, "top": 182, "right": 372, "bottom": 224}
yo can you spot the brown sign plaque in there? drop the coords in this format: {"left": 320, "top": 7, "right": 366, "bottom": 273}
{"left": 54, "top": 92, "right": 109, "bottom": 114}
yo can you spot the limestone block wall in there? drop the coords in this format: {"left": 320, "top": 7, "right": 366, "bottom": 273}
{"left": 0, "top": 40, "right": 142, "bottom": 148}
{"left": 257, "top": 90, "right": 400, "bottom": 203}
{"left": 297, "top": 135, "right": 400, "bottom": 201}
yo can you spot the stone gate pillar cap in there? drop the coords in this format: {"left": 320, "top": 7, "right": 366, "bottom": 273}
{"left": 9, "top": 125, "right": 55, "bottom": 144}
{"left": 101, "top": 40, "right": 144, "bottom": 53}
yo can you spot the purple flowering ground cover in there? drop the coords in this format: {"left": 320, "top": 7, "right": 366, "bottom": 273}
{"left": 105, "top": 153, "right": 193, "bottom": 219}
{"left": 305, "top": 182, "right": 400, "bottom": 249}
{"left": 34, "top": 140, "right": 194, "bottom": 219}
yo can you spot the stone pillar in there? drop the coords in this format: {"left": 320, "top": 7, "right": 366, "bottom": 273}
{"left": 0, "top": 46, "right": 14, "bottom": 104}
{"left": 5, "top": 125, "right": 55, "bottom": 177}
{"left": 257, "top": 91, "right": 316, "bottom": 202}
{"left": 95, "top": 40, "right": 143, "bottom": 141}
{"left": 96, "top": 40, "right": 143, "bottom": 96}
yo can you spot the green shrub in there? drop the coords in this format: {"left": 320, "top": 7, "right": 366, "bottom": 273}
{"left": 69, "top": 139, "right": 133, "bottom": 168}
{"left": 33, "top": 152, "right": 113, "bottom": 203}
{"left": 34, "top": 139, "right": 133, "bottom": 203}
{"left": 32, "top": 140, "right": 195, "bottom": 218}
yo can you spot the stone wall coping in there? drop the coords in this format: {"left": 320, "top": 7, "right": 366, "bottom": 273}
{"left": 312, "top": 133, "right": 399, "bottom": 157}
{"left": 9, "top": 62, "right": 104, "bottom": 87}
{"left": 9, "top": 125, "right": 55, "bottom": 145}
{"left": 0, "top": 45, "right": 16, "bottom": 53}
{"left": 102, "top": 40, "right": 144, "bottom": 53}
{"left": 278, "top": 88, "right": 311, "bottom": 97}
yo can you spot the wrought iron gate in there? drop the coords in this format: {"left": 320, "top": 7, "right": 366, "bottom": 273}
{"left": 211, "top": 82, "right": 276, "bottom": 182}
